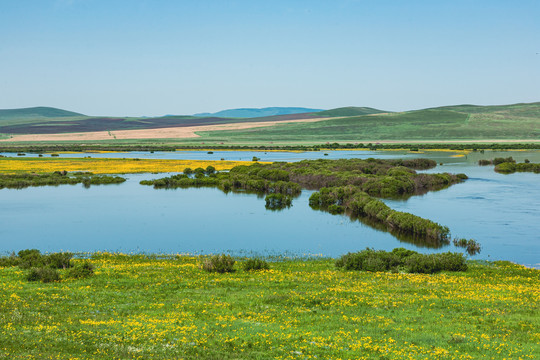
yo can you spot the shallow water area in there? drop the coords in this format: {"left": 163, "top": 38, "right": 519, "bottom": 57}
{"left": 1, "top": 149, "right": 539, "bottom": 267}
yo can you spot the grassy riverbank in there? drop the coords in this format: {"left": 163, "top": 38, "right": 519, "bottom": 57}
{"left": 0, "top": 253, "right": 538, "bottom": 359}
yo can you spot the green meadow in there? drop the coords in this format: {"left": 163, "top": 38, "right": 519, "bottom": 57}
{"left": 0, "top": 253, "right": 538, "bottom": 359}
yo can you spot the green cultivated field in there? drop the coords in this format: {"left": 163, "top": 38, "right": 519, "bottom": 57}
{"left": 0, "top": 254, "right": 538, "bottom": 359}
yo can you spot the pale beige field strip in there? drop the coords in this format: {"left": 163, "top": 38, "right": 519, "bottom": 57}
{"left": 0, "top": 117, "right": 336, "bottom": 142}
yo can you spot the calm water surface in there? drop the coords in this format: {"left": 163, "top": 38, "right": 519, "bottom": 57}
{"left": 1, "top": 150, "right": 539, "bottom": 267}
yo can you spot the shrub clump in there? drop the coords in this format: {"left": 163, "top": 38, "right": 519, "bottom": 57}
{"left": 243, "top": 258, "right": 270, "bottom": 271}
{"left": 26, "top": 267, "right": 61, "bottom": 283}
{"left": 201, "top": 254, "right": 236, "bottom": 273}
{"left": 0, "top": 249, "right": 95, "bottom": 283}
{"left": 453, "top": 238, "right": 481, "bottom": 255}
{"left": 67, "top": 262, "right": 94, "bottom": 279}
{"left": 265, "top": 193, "right": 292, "bottom": 209}
{"left": 336, "top": 248, "right": 467, "bottom": 274}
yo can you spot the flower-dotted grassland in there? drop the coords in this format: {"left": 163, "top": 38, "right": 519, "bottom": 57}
{"left": 0, "top": 254, "right": 538, "bottom": 359}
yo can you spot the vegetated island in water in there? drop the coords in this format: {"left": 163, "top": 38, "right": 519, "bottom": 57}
{"left": 141, "top": 158, "right": 468, "bottom": 248}
{"left": 0, "top": 250, "right": 538, "bottom": 359}
{"left": 478, "top": 156, "right": 540, "bottom": 174}
{"left": 0, "top": 171, "right": 125, "bottom": 189}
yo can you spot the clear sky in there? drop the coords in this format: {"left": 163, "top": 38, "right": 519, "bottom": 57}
{"left": 1, "top": 0, "right": 539, "bottom": 116}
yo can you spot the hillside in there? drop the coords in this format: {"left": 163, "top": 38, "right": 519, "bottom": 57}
{"left": 1, "top": 102, "right": 539, "bottom": 142}
{"left": 194, "top": 107, "right": 323, "bottom": 118}
{"left": 194, "top": 102, "right": 540, "bottom": 143}
{"left": 0, "top": 107, "right": 84, "bottom": 120}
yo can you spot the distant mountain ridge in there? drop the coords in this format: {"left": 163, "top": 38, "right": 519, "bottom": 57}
{"left": 317, "top": 107, "right": 387, "bottom": 117}
{"left": 0, "top": 106, "right": 84, "bottom": 120}
{"left": 194, "top": 107, "right": 324, "bottom": 118}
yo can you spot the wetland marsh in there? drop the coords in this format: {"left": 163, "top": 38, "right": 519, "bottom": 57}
{"left": 1, "top": 149, "right": 538, "bottom": 267}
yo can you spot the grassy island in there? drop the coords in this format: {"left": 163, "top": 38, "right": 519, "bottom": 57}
{"left": 0, "top": 253, "right": 538, "bottom": 359}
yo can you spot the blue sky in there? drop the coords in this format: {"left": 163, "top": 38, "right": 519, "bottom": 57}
{"left": 1, "top": 0, "right": 539, "bottom": 116}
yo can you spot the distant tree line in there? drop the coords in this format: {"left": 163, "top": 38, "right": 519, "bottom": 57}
{"left": 1, "top": 142, "right": 539, "bottom": 153}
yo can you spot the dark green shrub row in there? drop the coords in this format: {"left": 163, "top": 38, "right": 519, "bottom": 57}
{"left": 336, "top": 248, "right": 467, "bottom": 274}
{"left": 142, "top": 159, "right": 465, "bottom": 199}
{"left": 2, "top": 142, "right": 538, "bottom": 154}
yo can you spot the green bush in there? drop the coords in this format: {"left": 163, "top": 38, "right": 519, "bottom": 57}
{"left": 265, "top": 193, "right": 292, "bottom": 209}
{"left": 0, "top": 253, "right": 19, "bottom": 267}
{"left": 46, "top": 252, "right": 73, "bottom": 269}
{"left": 201, "top": 254, "right": 236, "bottom": 273}
{"left": 336, "top": 249, "right": 400, "bottom": 272}
{"left": 336, "top": 248, "right": 467, "bottom": 274}
{"left": 18, "top": 249, "right": 45, "bottom": 269}
{"left": 243, "top": 258, "right": 270, "bottom": 271}
{"left": 436, "top": 252, "right": 468, "bottom": 271}
{"left": 405, "top": 252, "right": 467, "bottom": 273}
{"left": 328, "top": 204, "right": 345, "bottom": 214}
{"left": 26, "top": 267, "right": 60, "bottom": 283}
{"left": 67, "top": 262, "right": 94, "bottom": 279}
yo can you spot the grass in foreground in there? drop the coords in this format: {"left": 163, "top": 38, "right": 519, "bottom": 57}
{"left": 0, "top": 157, "right": 260, "bottom": 174}
{"left": 0, "top": 253, "right": 538, "bottom": 359}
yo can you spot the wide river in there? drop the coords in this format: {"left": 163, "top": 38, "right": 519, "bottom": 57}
{"left": 1, "top": 149, "right": 539, "bottom": 267}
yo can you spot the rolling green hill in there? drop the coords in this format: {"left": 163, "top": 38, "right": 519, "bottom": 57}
{"left": 194, "top": 102, "right": 540, "bottom": 144}
{"left": 1, "top": 102, "right": 539, "bottom": 143}
{"left": 0, "top": 107, "right": 84, "bottom": 120}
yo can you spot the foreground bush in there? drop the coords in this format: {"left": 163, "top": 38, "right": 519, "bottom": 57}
{"left": 0, "top": 249, "right": 95, "bottom": 283}
{"left": 26, "top": 267, "right": 61, "bottom": 283}
{"left": 336, "top": 248, "right": 467, "bottom": 274}
{"left": 201, "top": 254, "right": 235, "bottom": 273}
{"left": 67, "top": 262, "right": 94, "bottom": 279}
{"left": 243, "top": 258, "right": 270, "bottom": 271}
